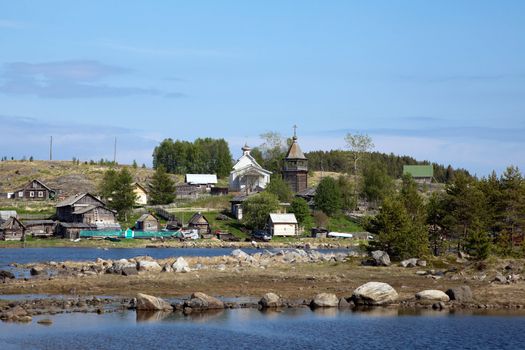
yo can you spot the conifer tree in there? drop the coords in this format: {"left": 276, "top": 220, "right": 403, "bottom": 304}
{"left": 149, "top": 165, "right": 176, "bottom": 205}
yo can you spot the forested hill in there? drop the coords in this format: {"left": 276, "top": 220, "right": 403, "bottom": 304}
{"left": 306, "top": 150, "right": 472, "bottom": 183}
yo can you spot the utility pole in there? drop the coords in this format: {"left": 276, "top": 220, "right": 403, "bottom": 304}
{"left": 113, "top": 137, "right": 117, "bottom": 164}
{"left": 49, "top": 136, "right": 53, "bottom": 161}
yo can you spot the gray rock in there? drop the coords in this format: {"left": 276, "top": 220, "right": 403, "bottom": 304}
{"left": 417, "top": 259, "right": 427, "bottom": 267}
{"left": 259, "top": 292, "right": 282, "bottom": 308}
{"left": 136, "top": 293, "right": 173, "bottom": 311}
{"left": 30, "top": 266, "right": 46, "bottom": 276}
{"left": 137, "top": 260, "right": 162, "bottom": 272}
{"left": 121, "top": 267, "right": 138, "bottom": 276}
{"left": 162, "top": 264, "right": 173, "bottom": 273}
{"left": 371, "top": 251, "right": 391, "bottom": 266}
{"left": 338, "top": 297, "right": 351, "bottom": 308}
{"left": 400, "top": 258, "right": 418, "bottom": 268}
{"left": 493, "top": 273, "right": 506, "bottom": 283}
{"left": 311, "top": 293, "right": 339, "bottom": 308}
{"left": 351, "top": 282, "right": 398, "bottom": 305}
{"left": 231, "top": 249, "right": 250, "bottom": 261}
{"left": 445, "top": 286, "right": 473, "bottom": 302}
{"left": 415, "top": 290, "right": 450, "bottom": 302}
{"left": 172, "top": 257, "right": 190, "bottom": 273}
{"left": 186, "top": 292, "right": 224, "bottom": 310}
{"left": 0, "top": 270, "right": 15, "bottom": 280}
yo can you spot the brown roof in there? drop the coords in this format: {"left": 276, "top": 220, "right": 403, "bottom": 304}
{"left": 55, "top": 193, "right": 105, "bottom": 208}
{"left": 188, "top": 213, "right": 209, "bottom": 225}
{"left": 285, "top": 137, "right": 307, "bottom": 160}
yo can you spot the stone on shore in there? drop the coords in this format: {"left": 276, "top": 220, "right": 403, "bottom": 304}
{"left": 445, "top": 286, "right": 473, "bottom": 302}
{"left": 0, "top": 270, "right": 15, "bottom": 280}
{"left": 30, "top": 266, "right": 46, "bottom": 276}
{"left": 311, "top": 293, "right": 339, "bottom": 308}
{"left": 371, "top": 251, "right": 391, "bottom": 266}
{"left": 121, "top": 266, "right": 138, "bottom": 276}
{"left": 400, "top": 258, "right": 418, "bottom": 268}
{"left": 231, "top": 249, "right": 250, "bottom": 261}
{"left": 172, "top": 257, "right": 190, "bottom": 273}
{"left": 135, "top": 293, "right": 173, "bottom": 311}
{"left": 259, "top": 293, "right": 282, "bottom": 308}
{"left": 351, "top": 282, "right": 398, "bottom": 305}
{"left": 186, "top": 292, "right": 224, "bottom": 310}
{"left": 137, "top": 260, "right": 162, "bottom": 272}
{"left": 415, "top": 290, "right": 450, "bottom": 302}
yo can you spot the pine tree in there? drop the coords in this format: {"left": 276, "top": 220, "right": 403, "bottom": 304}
{"left": 289, "top": 197, "right": 311, "bottom": 227}
{"left": 101, "top": 168, "right": 137, "bottom": 220}
{"left": 149, "top": 165, "right": 176, "bottom": 205}
{"left": 314, "top": 177, "right": 342, "bottom": 216}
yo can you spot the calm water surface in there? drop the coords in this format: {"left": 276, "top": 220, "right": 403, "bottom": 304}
{"left": 1, "top": 308, "right": 525, "bottom": 349}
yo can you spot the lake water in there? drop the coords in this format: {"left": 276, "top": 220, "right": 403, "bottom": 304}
{"left": 1, "top": 308, "right": 525, "bottom": 349}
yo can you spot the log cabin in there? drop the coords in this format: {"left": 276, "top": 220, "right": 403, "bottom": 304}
{"left": 12, "top": 179, "right": 56, "bottom": 201}
{"left": 0, "top": 216, "right": 26, "bottom": 241}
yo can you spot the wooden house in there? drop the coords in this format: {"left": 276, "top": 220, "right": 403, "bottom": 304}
{"left": 57, "top": 222, "right": 96, "bottom": 239}
{"left": 268, "top": 213, "right": 298, "bottom": 237}
{"left": 185, "top": 174, "right": 218, "bottom": 191}
{"left": 23, "top": 220, "right": 56, "bottom": 238}
{"left": 12, "top": 179, "right": 56, "bottom": 201}
{"left": 132, "top": 183, "right": 149, "bottom": 206}
{"left": 55, "top": 193, "right": 117, "bottom": 224}
{"left": 0, "top": 217, "right": 26, "bottom": 241}
{"left": 403, "top": 165, "right": 434, "bottom": 184}
{"left": 135, "top": 214, "right": 160, "bottom": 232}
{"left": 188, "top": 212, "right": 211, "bottom": 235}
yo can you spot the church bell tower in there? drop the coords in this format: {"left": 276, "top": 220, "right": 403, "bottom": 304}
{"left": 283, "top": 126, "right": 308, "bottom": 193}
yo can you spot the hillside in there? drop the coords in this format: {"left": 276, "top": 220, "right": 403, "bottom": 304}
{"left": 0, "top": 160, "right": 182, "bottom": 197}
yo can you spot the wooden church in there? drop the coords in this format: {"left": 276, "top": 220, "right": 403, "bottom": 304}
{"left": 282, "top": 128, "right": 308, "bottom": 193}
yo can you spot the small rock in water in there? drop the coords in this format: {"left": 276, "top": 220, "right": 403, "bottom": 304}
{"left": 37, "top": 318, "right": 53, "bottom": 325}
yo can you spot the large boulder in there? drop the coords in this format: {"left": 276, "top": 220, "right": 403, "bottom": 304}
{"left": 30, "top": 266, "right": 47, "bottom": 276}
{"left": 231, "top": 249, "right": 250, "bottom": 261}
{"left": 400, "top": 258, "right": 418, "bottom": 268}
{"left": 186, "top": 292, "right": 224, "bottom": 310}
{"left": 445, "top": 286, "right": 473, "bottom": 302}
{"left": 121, "top": 266, "right": 138, "bottom": 276}
{"left": 415, "top": 290, "right": 450, "bottom": 302}
{"left": 371, "top": 251, "right": 391, "bottom": 266}
{"left": 351, "top": 282, "right": 398, "bottom": 305}
{"left": 311, "top": 293, "right": 339, "bottom": 308}
{"left": 135, "top": 293, "right": 173, "bottom": 311}
{"left": 0, "top": 270, "right": 15, "bottom": 280}
{"left": 172, "top": 257, "right": 190, "bottom": 273}
{"left": 259, "top": 293, "right": 282, "bottom": 308}
{"left": 137, "top": 260, "right": 162, "bottom": 272}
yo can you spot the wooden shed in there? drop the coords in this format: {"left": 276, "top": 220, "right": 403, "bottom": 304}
{"left": 268, "top": 213, "right": 298, "bottom": 237}
{"left": 23, "top": 220, "right": 56, "bottom": 238}
{"left": 55, "top": 193, "right": 116, "bottom": 224}
{"left": 0, "top": 217, "right": 26, "bottom": 241}
{"left": 57, "top": 222, "right": 96, "bottom": 239}
{"left": 188, "top": 213, "right": 211, "bottom": 235}
{"left": 135, "top": 214, "right": 160, "bottom": 232}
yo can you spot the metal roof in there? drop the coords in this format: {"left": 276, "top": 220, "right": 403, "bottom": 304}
{"left": 0, "top": 210, "right": 17, "bottom": 220}
{"left": 403, "top": 165, "right": 434, "bottom": 178}
{"left": 185, "top": 174, "right": 218, "bottom": 185}
{"left": 269, "top": 213, "right": 298, "bottom": 224}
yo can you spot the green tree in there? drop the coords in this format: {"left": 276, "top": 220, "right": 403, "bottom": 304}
{"left": 367, "top": 196, "right": 429, "bottom": 260}
{"left": 101, "top": 168, "right": 137, "bottom": 220}
{"left": 344, "top": 132, "right": 374, "bottom": 176}
{"left": 132, "top": 160, "right": 138, "bottom": 169}
{"left": 149, "top": 165, "right": 176, "bottom": 205}
{"left": 337, "top": 175, "right": 357, "bottom": 211}
{"left": 465, "top": 226, "right": 491, "bottom": 260}
{"left": 289, "top": 197, "right": 311, "bottom": 227}
{"left": 427, "top": 192, "right": 448, "bottom": 256}
{"left": 265, "top": 175, "right": 293, "bottom": 203}
{"left": 360, "top": 161, "right": 393, "bottom": 207}
{"left": 242, "top": 192, "right": 280, "bottom": 229}
{"left": 315, "top": 177, "right": 342, "bottom": 216}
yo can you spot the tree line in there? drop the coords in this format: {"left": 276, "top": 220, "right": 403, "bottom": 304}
{"left": 153, "top": 138, "right": 232, "bottom": 177}
{"left": 367, "top": 166, "right": 525, "bottom": 260}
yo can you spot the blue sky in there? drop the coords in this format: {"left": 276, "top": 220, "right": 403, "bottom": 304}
{"left": 0, "top": 1, "right": 524, "bottom": 176}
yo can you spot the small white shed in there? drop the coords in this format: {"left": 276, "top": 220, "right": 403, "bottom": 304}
{"left": 268, "top": 213, "right": 298, "bottom": 236}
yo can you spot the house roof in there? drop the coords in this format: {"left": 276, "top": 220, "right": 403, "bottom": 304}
{"left": 269, "top": 213, "right": 298, "bottom": 224}
{"left": 23, "top": 220, "right": 56, "bottom": 226}
{"left": 188, "top": 212, "right": 209, "bottom": 225}
{"left": 185, "top": 174, "right": 218, "bottom": 185}
{"left": 403, "top": 165, "right": 434, "bottom": 178}
{"left": 55, "top": 193, "right": 105, "bottom": 208}
{"left": 285, "top": 137, "right": 307, "bottom": 160}
{"left": 132, "top": 183, "right": 149, "bottom": 194}
{"left": 59, "top": 222, "right": 97, "bottom": 229}
{"left": 137, "top": 213, "right": 157, "bottom": 222}
{"left": 0, "top": 210, "right": 17, "bottom": 221}
{"left": 296, "top": 187, "right": 317, "bottom": 198}
{"left": 16, "top": 179, "right": 55, "bottom": 193}
{"left": 0, "top": 217, "right": 25, "bottom": 230}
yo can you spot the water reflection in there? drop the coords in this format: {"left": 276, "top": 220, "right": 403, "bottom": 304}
{"left": 136, "top": 310, "right": 172, "bottom": 322}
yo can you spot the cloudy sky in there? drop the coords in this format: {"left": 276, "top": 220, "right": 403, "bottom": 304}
{"left": 1, "top": 1, "right": 524, "bottom": 175}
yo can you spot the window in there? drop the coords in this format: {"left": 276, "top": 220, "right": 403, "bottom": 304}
{"left": 18, "top": 191, "right": 23, "bottom": 197}
{"left": 38, "top": 191, "right": 44, "bottom": 198}
{"left": 29, "top": 191, "right": 35, "bottom": 197}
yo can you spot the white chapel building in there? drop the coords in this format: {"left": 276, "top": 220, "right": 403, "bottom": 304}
{"left": 229, "top": 144, "right": 272, "bottom": 193}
